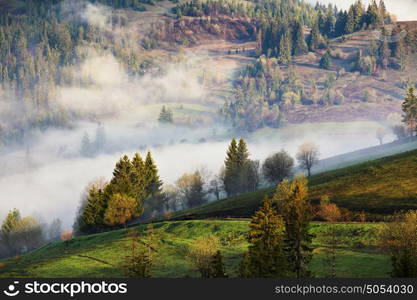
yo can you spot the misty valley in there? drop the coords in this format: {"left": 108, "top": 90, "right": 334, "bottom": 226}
{"left": 0, "top": 0, "right": 417, "bottom": 280}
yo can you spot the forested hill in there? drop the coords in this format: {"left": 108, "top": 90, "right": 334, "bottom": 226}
{"left": 168, "top": 147, "right": 417, "bottom": 221}
{"left": 1, "top": 0, "right": 416, "bottom": 144}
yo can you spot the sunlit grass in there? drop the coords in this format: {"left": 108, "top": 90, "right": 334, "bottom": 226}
{"left": 0, "top": 221, "right": 389, "bottom": 278}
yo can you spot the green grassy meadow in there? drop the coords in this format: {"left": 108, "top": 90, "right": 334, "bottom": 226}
{"left": 0, "top": 221, "right": 390, "bottom": 278}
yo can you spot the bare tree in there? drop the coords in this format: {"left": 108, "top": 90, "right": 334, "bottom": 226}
{"left": 296, "top": 142, "right": 319, "bottom": 177}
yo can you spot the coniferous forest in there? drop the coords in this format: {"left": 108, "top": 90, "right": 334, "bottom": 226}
{"left": 1, "top": 0, "right": 417, "bottom": 283}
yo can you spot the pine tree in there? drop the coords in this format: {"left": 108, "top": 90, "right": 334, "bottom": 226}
{"left": 143, "top": 151, "right": 164, "bottom": 215}
{"left": 402, "top": 87, "right": 417, "bottom": 135}
{"left": 394, "top": 36, "right": 407, "bottom": 71}
{"left": 108, "top": 155, "right": 134, "bottom": 196}
{"left": 377, "top": 37, "right": 390, "bottom": 69}
{"left": 144, "top": 152, "right": 163, "bottom": 196}
{"left": 123, "top": 228, "right": 153, "bottom": 277}
{"left": 210, "top": 251, "right": 228, "bottom": 278}
{"left": 320, "top": 50, "right": 331, "bottom": 70}
{"left": 223, "top": 138, "right": 239, "bottom": 196}
{"left": 240, "top": 198, "right": 288, "bottom": 277}
{"left": 80, "top": 185, "right": 106, "bottom": 232}
{"left": 345, "top": 6, "right": 356, "bottom": 34}
{"left": 273, "top": 175, "right": 313, "bottom": 278}
{"left": 292, "top": 20, "right": 307, "bottom": 56}
{"left": 308, "top": 23, "right": 320, "bottom": 52}
{"left": 323, "top": 9, "right": 335, "bottom": 37}
{"left": 80, "top": 132, "right": 93, "bottom": 157}
{"left": 278, "top": 27, "right": 292, "bottom": 64}
{"left": 94, "top": 124, "right": 106, "bottom": 154}
{"left": 379, "top": 0, "right": 388, "bottom": 25}
{"left": 131, "top": 153, "right": 147, "bottom": 208}
{"left": 158, "top": 106, "right": 173, "bottom": 124}
{"left": 353, "top": 0, "right": 365, "bottom": 31}
{"left": 0, "top": 209, "right": 21, "bottom": 255}
{"left": 334, "top": 11, "right": 347, "bottom": 36}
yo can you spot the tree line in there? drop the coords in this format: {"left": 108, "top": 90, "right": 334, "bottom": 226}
{"left": 75, "top": 137, "right": 320, "bottom": 234}
{"left": 0, "top": 209, "right": 62, "bottom": 258}
{"left": 0, "top": 0, "right": 150, "bottom": 146}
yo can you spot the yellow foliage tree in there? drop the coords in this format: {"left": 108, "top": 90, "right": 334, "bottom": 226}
{"left": 104, "top": 193, "right": 138, "bottom": 227}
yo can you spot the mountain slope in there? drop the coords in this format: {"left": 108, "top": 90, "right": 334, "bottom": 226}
{"left": 170, "top": 145, "right": 417, "bottom": 221}
{"left": 0, "top": 221, "right": 389, "bottom": 278}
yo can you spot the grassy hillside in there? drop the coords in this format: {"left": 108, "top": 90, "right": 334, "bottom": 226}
{"left": 0, "top": 221, "right": 390, "bottom": 278}
{"left": 171, "top": 148, "right": 417, "bottom": 220}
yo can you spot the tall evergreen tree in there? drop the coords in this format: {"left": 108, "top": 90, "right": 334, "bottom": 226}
{"left": 334, "top": 11, "right": 347, "bottom": 36}
{"left": 143, "top": 151, "right": 165, "bottom": 215}
{"left": 80, "top": 185, "right": 106, "bottom": 232}
{"left": 80, "top": 132, "right": 93, "bottom": 157}
{"left": 402, "top": 87, "right": 417, "bottom": 135}
{"left": 240, "top": 198, "right": 288, "bottom": 277}
{"left": 273, "top": 175, "right": 313, "bottom": 278}
{"left": 144, "top": 152, "right": 163, "bottom": 196}
{"left": 308, "top": 23, "right": 320, "bottom": 52}
{"left": 319, "top": 50, "right": 331, "bottom": 70}
{"left": 345, "top": 6, "right": 356, "bottom": 34}
{"left": 94, "top": 124, "right": 106, "bottom": 154}
{"left": 292, "top": 20, "right": 307, "bottom": 56}
{"left": 108, "top": 155, "right": 134, "bottom": 196}
{"left": 377, "top": 37, "right": 390, "bottom": 69}
{"left": 278, "top": 27, "right": 292, "bottom": 64}
{"left": 210, "top": 251, "right": 228, "bottom": 278}
{"left": 131, "top": 153, "right": 147, "bottom": 208}
{"left": 223, "top": 138, "right": 239, "bottom": 196}
{"left": 158, "top": 106, "right": 173, "bottom": 124}
{"left": 0, "top": 209, "right": 21, "bottom": 255}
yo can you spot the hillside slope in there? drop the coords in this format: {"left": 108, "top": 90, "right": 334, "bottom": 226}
{"left": 0, "top": 221, "right": 389, "bottom": 278}
{"left": 171, "top": 147, "right": 417, "bottom": 221}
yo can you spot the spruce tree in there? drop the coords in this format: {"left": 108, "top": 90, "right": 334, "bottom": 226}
{"left": 158, "top": 106, "right": 173, "bottom": 124}
{"left": 365, "top": 0, "right": 380, "bottom": 28}
{"left": 131, "top": 153, "right": 147, "bottom": 210}
{"left": 377, "top": 37, "right": 390, "bottom": 69}
{"left": 108, "top": 155, "right": 134, "bottom": 196}
{"left": 273, "top": 175, "right": 313, "bottom": 278}
{"left": 345, "top": 7, "right": 356, "bottom": 34}
{"left": 144, "top": 152, "right": 163, "bottom": 196}
{"left": 308, "top": 23, "right": 320, "bottom": 51}
{"left": 240, "top": 198, "right": 288, "bottom": 277}
{"left": 223, "top": 138, "right": 239, "bottom": 196}
{"left": 80, "top": 132, "right": 93, "bottom": 157}
{"left": 210, "top": 251, "right": 228, "bottom": 278}
{"left": 278, "top": 28, "right": 292, "bottom": 64}
{"left": 143, "top": 152, "right": 164, "bottom": 215}
{"left": 334, "top": 11, "right": 347, "bottom": 36}
{"left": 292, "top": 20, "right": 307, "bottom": 56}
{"left": 123, "top": 228, "right": 153, "bottom": 278}
{"left": 94, "top": 124, "right": 106, "bottom": 154}
{"left": 0, "top": 209, "right": 21, "bottom": 255}
{"left": 402, "top": 87, "right": 417, "bottom": 135}
{"left": 320, "top": 50, "right": 331, "bottom": 70}
{"left": 80, "top": 185, "right": 106, "bottom": 232}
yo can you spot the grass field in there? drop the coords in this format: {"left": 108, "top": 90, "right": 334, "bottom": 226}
{"left": 0, "top": 221, "right": 390, "bottom": 278}
{"left": 171, "top": 148, "right": 417, "bottom": 220}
